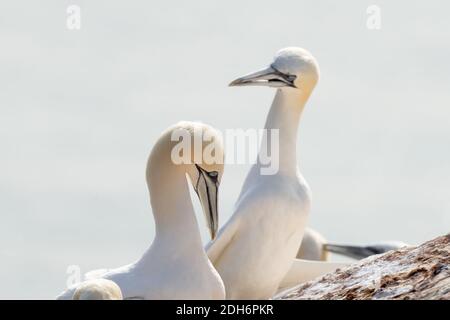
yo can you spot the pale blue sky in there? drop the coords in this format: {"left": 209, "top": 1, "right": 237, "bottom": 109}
{"left": 0, "top": 1, "right": 449, "bottom": 298}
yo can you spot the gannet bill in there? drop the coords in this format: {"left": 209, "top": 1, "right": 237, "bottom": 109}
{"left": 57, "top": 122, "right": 225, "bottom": 300}
{"left": 324, "top": 241, "right": 409, "bottom": 260}
{"left": 207, "top": 47, "right": 335, "bottom": 299}
{"left": 72, "top": 279, "right": 123, "bottom": 300}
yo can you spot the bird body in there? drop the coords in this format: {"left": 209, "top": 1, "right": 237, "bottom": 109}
{"left": 57, "top": 122, "right": 225, "bottom": 300}
{"left": 209, "top": 171, "right": 311, "bottom": 299}
{"left": 207, "top": 48, "right": 319, "bottom": 299}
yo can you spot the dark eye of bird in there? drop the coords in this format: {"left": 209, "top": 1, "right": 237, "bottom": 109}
{"left": 208, "top": 171, "right": 218, "bottom": 177}
{"left": 286, "top": 74, "right": 296, "bottom": 82}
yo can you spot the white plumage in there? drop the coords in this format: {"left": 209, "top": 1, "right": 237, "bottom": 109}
{"left": 206, "top": 47, "right": 348, "bottom": 299}
{"left": 57, "top": 122, "right": 225, "bottom": 300}
{"left": 72, "top": 279, "right": 123, "bottom": 300}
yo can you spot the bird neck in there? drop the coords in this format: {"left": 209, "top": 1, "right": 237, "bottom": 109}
{"left": 145, "top": 152, "right": 205, "bottom": 255}
{"left": 260, "top": 88, "right": 311, "bottom": 175}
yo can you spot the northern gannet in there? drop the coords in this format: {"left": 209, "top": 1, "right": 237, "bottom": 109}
{"left": 72, "top": 279, "right": 123, "bottom": 300}
{"left": 206, "top": 47, "right": 345, "bottom": 299}
{"left": 297, "top": 228, "right": 409, "bottom": 261}
{"left": 57, "top": 122, "right": 225, "bottom": 300}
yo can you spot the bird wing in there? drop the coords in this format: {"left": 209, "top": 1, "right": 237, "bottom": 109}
{"left": 205, "top": 215, "right": 241, "bottom": 265}
{"left": 205, "top": 182, "right": 276, "bottom": 265}
{"left": 278, "top": 258, "right": 349, "bottom": 291}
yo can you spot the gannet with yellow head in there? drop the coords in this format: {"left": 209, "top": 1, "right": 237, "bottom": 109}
{"left": 57, "top": 122, "right": 225, "bottom": 300}
{"left": 207, "top": 48, "right": 346, "bottom": 299}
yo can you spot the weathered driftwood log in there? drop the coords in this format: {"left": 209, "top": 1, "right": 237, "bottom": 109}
{"left": 277, "top": 234, "right": 450, "bottom": 300}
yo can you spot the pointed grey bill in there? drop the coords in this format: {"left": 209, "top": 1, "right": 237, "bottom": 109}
{"left": 324, "top": 244, "right": 384, "bottom": 260}
{"left": 193, "top": 164, "right": 219, "bottom": 240}
{"left": 324, "top": 241, "right": 409, "bottom": 260}
{"left": 229, "top": 65, "right": 297, "bottom": 88}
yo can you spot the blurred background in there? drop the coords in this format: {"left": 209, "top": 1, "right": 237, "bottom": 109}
{"left": 0, "top": 0, "right": 449, "bottom": 298}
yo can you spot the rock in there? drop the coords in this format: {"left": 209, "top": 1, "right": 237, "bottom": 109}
{"left": 277, "top": 234, "right": 450, "bottom": 300}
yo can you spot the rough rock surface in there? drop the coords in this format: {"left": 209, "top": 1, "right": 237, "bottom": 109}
{"left": 277, "top": 234, "right": 450, "bottom": 300}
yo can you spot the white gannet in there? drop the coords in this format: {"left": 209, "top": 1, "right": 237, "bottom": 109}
{"left": 297, "top": 228, "right": 409, "bottom": 261}
{"left": 207, "top": 47, "right": 345, "bottom": 299}
{"left": 72, "top": 279, "right": 123, "bottom": 300}
{"left": 57, "top": 122, "right": 225, "bottom": 300}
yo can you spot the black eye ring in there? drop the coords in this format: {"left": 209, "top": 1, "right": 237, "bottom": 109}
{"left": 270, "top": 64, "right": 297, "bottom": 85}
{"left": 208, "top": 171, "right": 218, "bottom": 177}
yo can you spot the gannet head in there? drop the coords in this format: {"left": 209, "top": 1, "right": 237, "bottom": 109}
{"left": 149, "top": 121, "right": 224, "bottom": 239}
{"left": 229, "top": 47, "right": 319, "bottom": 93}
{"left": 72, "top": 279, "right": 123, "bottom": 300}
{"left": 183, "top": 123, "right": 224, "bottom": 240}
